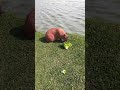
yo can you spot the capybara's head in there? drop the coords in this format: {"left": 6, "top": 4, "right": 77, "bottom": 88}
{"left": 62, "top": 34, "right": 68, "bottom": 42}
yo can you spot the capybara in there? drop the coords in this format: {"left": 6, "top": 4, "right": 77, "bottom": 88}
{"left": 24, "top": 8, "right": 35, "bottom": 39}
{"left": 45, "top": 28, "right": 68, "bottom": 42}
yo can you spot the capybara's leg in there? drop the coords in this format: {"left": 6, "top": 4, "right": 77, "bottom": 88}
{"left": 46, "top": 34, "right": 55, "bottom": 42}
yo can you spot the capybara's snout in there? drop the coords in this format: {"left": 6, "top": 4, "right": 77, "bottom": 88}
{"left": 63, "top": 34, "right": 68, "bottom": 41}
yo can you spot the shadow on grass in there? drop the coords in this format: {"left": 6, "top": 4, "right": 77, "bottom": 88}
{"left": 39, "top": 37, "right": 46, "bottom": 43}
{"left": 58, "top": 44, "right": 64, "bottom": 49}
{"left": 9, "top": 26, "right": 34, "bottom": 40}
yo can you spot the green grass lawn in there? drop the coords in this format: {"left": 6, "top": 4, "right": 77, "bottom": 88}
{"left": 0, "top": 12, "right": 85, "bottom": 90}
{"left": 0, "top": 13, "right": 35, "bottom": 89}
{"left": 35, "top": 32, "right": 85, "bottom": 90}
{"left": 86, "top": 18, "right": 120, "bottom": 90}
{"left": 1, "top": 12, "right": 120, "bottom": 90}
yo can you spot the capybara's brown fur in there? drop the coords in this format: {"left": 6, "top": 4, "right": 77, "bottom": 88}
{"left": 24, "top": 9, "right": 35, "bottom": 39}
{"left": 45, "top": 28, "right": 68, "bottom": 42}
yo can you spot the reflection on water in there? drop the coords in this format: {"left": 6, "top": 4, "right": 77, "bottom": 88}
{"left": 35, "top": 0, "right": 85, "bottom": 35}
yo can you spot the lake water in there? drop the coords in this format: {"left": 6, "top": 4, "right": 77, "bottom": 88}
{"left": 1, "top": 0, "right": 120, "bottom": 34}
{"left": 1, "top": 0, "right": 34, "bottom": 17}
{"left": 86, "top": 0, "right": 120, "bottom": 23}
{"left": 35, "top": 0, "right": 85, "bottom": 35}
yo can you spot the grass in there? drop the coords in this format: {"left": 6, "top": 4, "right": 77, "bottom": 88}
{"left": 2, "top": 11, "right": 120, "bottom": 90}
{"left": 35, "top": 32, "right": 85, "bottom": 90}
{"left": 0, "top": 12, "right": 85, "bottom": 90}
{"left": 86, "top": 18, "right": 120, "bottom": 90}
{"left": 0, "top": 12, "right": 35, "bottom": 89}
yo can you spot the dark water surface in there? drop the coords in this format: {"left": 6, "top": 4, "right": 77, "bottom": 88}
{"left": 1, "top": 0, "right": 34, "bottom": 17}
{"left": 86, "top": 0, "right": 120, "bottom": 23}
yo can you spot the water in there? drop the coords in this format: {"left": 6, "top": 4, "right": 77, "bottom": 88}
{"left": 86, "top": 0, "right": 120, "bottom": 23}
{"left": 35, "top": 0, "right": 85, "bottom": 35}
{"left": 1, "top": 0, "right": 34, "bottom": 17}
{"left": 1, "top": 0, "right": 120, "bottom": 34}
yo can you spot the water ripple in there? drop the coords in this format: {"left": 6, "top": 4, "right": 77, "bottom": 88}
{"left": 35, "top": 0, "right": 85, "bottom": 34}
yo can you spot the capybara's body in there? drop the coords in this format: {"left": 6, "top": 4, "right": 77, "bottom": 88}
{"left": 45, "top": 28, "right": 68, "bottom": 42}
{"left": 24, "top": 8, "right": 35, "bottom": 39}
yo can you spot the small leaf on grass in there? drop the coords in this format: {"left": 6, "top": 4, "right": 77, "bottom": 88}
{"left": 61, "top": 70, "right": 66, "bottom": 74}
{"left": 64, "top": 42, "right": 72, "bottom": 49}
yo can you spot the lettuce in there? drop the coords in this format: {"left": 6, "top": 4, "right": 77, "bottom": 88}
{"left": 64, "top": 41, "right": 72, "bottom": 49}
